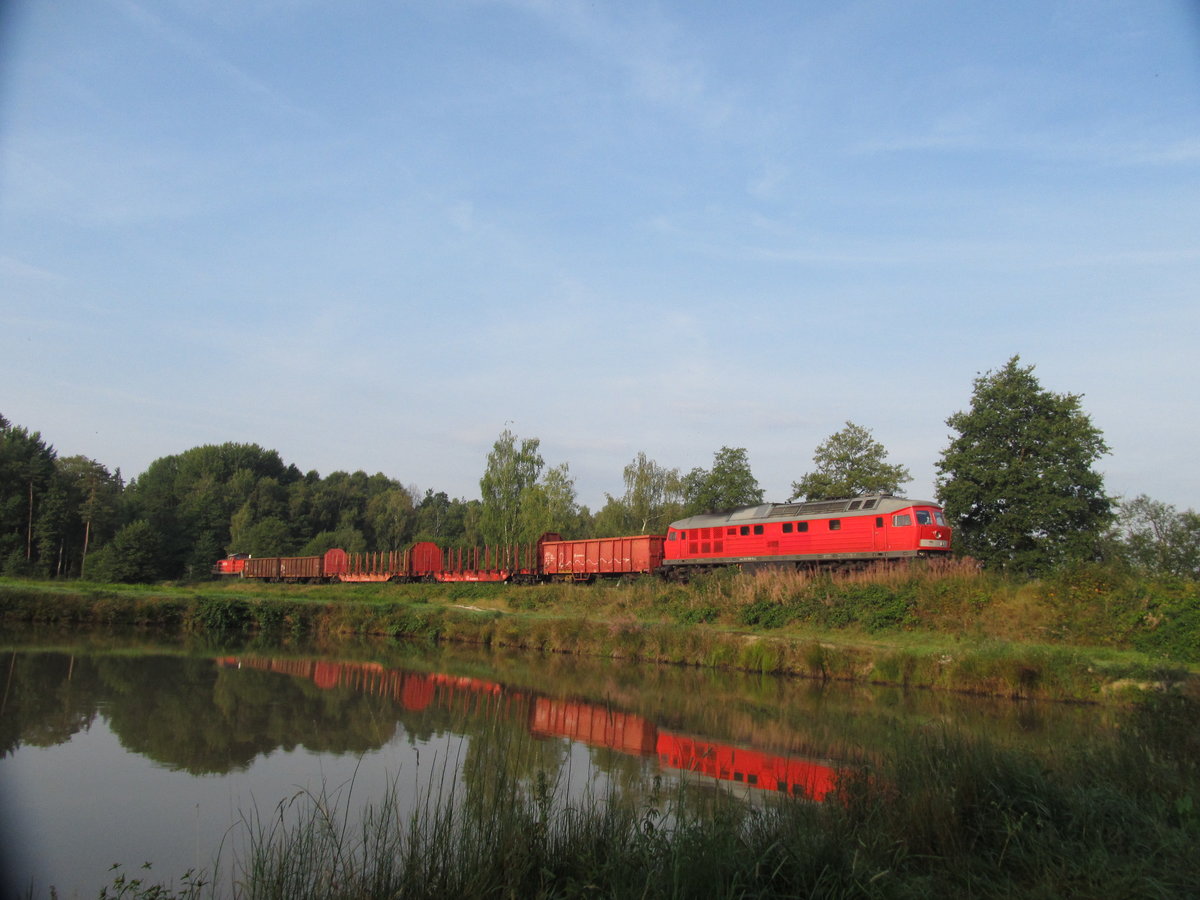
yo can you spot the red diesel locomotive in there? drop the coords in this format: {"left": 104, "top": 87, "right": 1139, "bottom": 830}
{"left": 661, "top": 493, "right": 952, "bottom": 574}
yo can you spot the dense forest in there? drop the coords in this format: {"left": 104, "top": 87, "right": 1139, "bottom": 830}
{"left": 2, "top": 358, "right": 1197, "bottom": 583}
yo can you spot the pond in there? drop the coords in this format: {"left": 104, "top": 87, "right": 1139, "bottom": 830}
{"left": 0, "top": 628, "right": 1116, "bottom": 898}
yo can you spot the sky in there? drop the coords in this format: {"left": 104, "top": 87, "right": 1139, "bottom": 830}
{"left": 2, "top": 0, "right": 1198, "bottom": 513}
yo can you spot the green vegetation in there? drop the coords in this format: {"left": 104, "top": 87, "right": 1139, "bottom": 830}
{"left": 4, "top": 560, "right": 1196, "bottom": 701}
{"left": 791, "top": 421, "right": 912, "bottom": 501}
{"left": 937, "top": 356, "right": 1113, "bottom": 574}
{"left": 681, "top": 446, "right": 765, "bottom": 515}
{"left": 73, "top": 690, "right": 1200, "bottom": 899}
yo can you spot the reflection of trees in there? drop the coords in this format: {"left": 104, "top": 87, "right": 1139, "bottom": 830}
{"left": 2, "top": 642, "right": 1113, "bottom": 796}
{"left": 0, "top": 653, "right": 99, "bottom": 758}
{"left": 458, "top": 710, "right": 567, "bottom": 821}
{"left": 1, "top": 651, "right": 569, "bottom": 781}
{"left": 99, "top": 658, "right": 421, "bottom": 774}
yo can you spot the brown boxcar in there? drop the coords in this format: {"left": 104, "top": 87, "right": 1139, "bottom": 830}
{"left": 279, "top": 555, "right": 325, "bottom": 581}
{"left": 540, "top": 534, "right": 665, "bottom": 580}
{"left": 242, "top": 556, "right": 282, "bottom": 580}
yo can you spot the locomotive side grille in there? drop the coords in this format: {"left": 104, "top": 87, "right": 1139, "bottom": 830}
{"left": 796, "top": 500, "right": 853, "bottom": 515}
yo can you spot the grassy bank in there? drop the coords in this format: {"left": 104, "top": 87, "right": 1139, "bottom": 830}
{"left": 85, "top": 690, "right": 1200, "bottom": 900}
{"left": 2, "top": 561, "right": 1197, "bottom": 701}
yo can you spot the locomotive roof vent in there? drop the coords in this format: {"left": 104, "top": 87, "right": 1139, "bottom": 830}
{"left": 728, "top": 504, "right": 774, "bottom": 520}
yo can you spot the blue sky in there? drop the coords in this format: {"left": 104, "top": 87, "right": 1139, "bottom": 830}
{"left": 2, "top": 0, "right": 1198, "bottom": 513}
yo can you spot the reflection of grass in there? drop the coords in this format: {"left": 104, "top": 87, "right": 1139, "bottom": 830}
{"left": 3, "top": 561, "right": 1198, "bottom": 700}
{"left": 88, "top": 693, "right": 1200, "bottom": 899}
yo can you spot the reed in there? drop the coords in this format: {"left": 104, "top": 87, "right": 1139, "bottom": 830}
{"left": 83, "top": 692, "right": 1200, "bottom": 900}
{"left": 3, "top": 562, "right": 1197, "bottom": 700}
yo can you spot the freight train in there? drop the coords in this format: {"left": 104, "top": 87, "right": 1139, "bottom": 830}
{"left": 213, "top": 493, "right": 952, "bottom": 583}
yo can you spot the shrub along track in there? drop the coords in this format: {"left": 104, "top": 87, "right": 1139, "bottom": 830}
{"left": 1, "top": 564, "right": 1196, "bottom": 704}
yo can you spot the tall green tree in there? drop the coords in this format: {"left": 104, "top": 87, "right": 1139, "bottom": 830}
{"left": 0, "top": 416, "right": 57, "bottom": 573}
{"left": 479, "top": 429, "right": 543, "bottom": 546}
{"left": 35, "top": 455, "right": 123, "bottom": 577}
{"left": 127, "top": 443, "right": 299, "bottom": 577}
{"left": 791, "top": 421, "right": 911, "bottom": 500}
{"left": 365, "top": 486, "right": 418, "bottom": 551}
{"left": 601, "top": 452, "right": 683, "bottom": 534}
{"left": 682, "top": 447, "right": 763, "bottom": 515}
{"left": 936, "top": 356, "right": 1112, "bottom": 573}
{"left": 517, "top": 462, "right": 580, "bottom": 541}
{"left": 1112, "top": 495, "right": 1200, "bottom": 578}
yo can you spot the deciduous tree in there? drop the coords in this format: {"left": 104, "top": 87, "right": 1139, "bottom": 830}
{"left": 479, "top": 429, "right": 543, "bottom": 546}
{"left": 87, "top": 520, "right": 164, "bottom": 584}
{"left": 682, "top": 447, "right": 763, "bottom": 515}
{"left": 936, "top": 356, "right": 1112, "bottom": 573}
{"left": 599, "top": 452, "right": 684, "bottom": 534}
{"left": 518, "top": 462, "right": 580, "bottom": 541}
{"left": 1112, "top": 495, "right": 1200, "bottom": 578}
{"left": 791, "top": 421, "right": 911, "bottom": 500}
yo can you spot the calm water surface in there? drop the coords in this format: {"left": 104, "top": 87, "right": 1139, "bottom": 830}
{"left": 0, "top": 628, "right": 1114, "bottom": 898}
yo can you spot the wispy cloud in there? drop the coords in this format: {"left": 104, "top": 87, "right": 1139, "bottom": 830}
{"left": 107, "top": 0, "right": 323, "bottom": 127}
{"left": 486, "top": 0, "right": 733, "bottom": 128}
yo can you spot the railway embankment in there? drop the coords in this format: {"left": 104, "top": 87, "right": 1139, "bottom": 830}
{"left": 2, "top": 561, "right": 1197, "bottom": 703}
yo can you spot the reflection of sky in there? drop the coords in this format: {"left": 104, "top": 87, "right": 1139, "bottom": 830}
{"left": 0, "top": 717, "right": 432, "bottom": 898}
{"left": 0, "top": 703, "right": 630, "bottom": 898}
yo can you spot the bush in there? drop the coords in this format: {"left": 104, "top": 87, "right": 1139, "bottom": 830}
{"left": 88, "top": 521, "right": 165, "bottom": 584}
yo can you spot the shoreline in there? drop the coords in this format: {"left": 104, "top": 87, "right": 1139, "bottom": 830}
{"left": 3, "top": 572, "right": 1195, "bottom": 703}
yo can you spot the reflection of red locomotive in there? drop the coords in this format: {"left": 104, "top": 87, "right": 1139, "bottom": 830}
{"left": 529, "top": 696, "right": 837, "bottom": 801}
{"left": 214, "top": 494, "right": 951, "bottom": 582}
{"left": 218, "top": 656, "right": 839, "bottom": 802}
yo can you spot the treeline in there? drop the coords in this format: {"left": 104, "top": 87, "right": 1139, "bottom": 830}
{"left": 0, "top": 419, "right": 772, "bottom": 583}
{"left": 2, "top": 356, "right": 1198, "bottom": 583}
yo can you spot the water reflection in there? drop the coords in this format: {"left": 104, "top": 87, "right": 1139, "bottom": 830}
{"left": 218, "top": 655, "right": 839, "bottom": 801}
{"left": 0, "top": 630, "right": 1114, "bottom": 897}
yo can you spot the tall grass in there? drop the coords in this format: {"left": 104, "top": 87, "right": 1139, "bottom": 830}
{"left": 4, "top": 560, "right": 1198, "bottom": 695}
{"left": 87, "top": 691, "right": 1200, "bottom": 900}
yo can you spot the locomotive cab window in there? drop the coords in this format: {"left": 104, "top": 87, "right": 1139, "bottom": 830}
{"left": 934, "top": 511, "right": 946, "bottom": 526}
{"left": 915, "top": 510, "right": 933, "bottom": 525}
{"left": 892, "top": 515, "right": 912, "bottom": 527}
